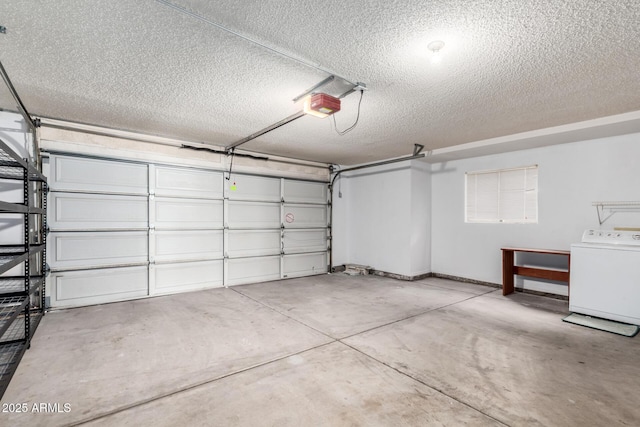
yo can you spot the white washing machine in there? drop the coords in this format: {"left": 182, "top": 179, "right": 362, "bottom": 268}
{"left": 570, "top": 229, "right": 640, "bottom": 325}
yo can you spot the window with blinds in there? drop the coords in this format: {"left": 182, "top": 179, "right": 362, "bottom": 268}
{"left": 465, "top": 165, "right": 538, "bottom": 223}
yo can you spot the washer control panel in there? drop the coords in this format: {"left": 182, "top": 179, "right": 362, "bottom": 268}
{"left": 582, "top": 229, "right": 640, "bottom": 246}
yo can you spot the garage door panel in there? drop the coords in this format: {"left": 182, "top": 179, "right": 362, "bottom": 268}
{"left": 48, "top": 231, "right": 148, "bottom": 270}
{"left": 50, "top": 266, "right": 148, "bottom": 308}
{"left": 226, "top": 230, "right": 281, "bottom": 258}
{"left": 45, "top": 154, "right": 331, "bottom": 305}
{"left": 49, "top": 155, "right": 148, "bottom": 194}
{"left": 283, "top": 229, "right": 327, "bottom": 254}
{"left": 152, "top": 229, "right": 223, "bottom": 262}
{"left": 283, "top": 252, "right": 328, "bottom": 278}
{"left": 282, "top": 204, "right": 327, "bottom": 228}
{"left": 225, "top": 174, "right": 280, "bottom": 202}
{"left": 152, "top": 197, "right": 223, "bottom": 229}
{"left": 49, "top": 192, "right": 148, "bottom": 230}
{"left": 283, "top": 180, "right": 327, "bottom": 204}
{"left": 152, "top": 260, "right": 223, "bottom": 295}
{"left": 226, "top": 201, "right": 280, "bottom": 229}
{"left": 226, "top": 256, "right": 281, "bottom": 286}
{"left": 153, "top": 166, "right": 223, "bottom": 199}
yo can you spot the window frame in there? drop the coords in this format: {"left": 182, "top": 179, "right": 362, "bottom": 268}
{"left": 465, "top": 165, "right": 538, "bottom": 224}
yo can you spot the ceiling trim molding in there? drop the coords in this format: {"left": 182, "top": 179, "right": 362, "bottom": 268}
{"left": 424, "top": 110, "right": 640, "bottom": 163}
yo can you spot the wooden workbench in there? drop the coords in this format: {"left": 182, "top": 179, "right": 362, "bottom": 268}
{"left": 501, "top": 247, "right": 571, "bottom": 296}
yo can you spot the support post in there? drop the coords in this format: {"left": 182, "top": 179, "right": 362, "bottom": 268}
{"left": 502, "top": 249, "right": 515, "bottom": 296}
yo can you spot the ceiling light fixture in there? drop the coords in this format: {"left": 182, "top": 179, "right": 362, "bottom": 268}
{"left": 427, "top": 40, "right": 445, "bottom": 64}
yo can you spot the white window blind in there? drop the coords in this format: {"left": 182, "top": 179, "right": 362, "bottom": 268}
{"left": 465, "top": 165, "right": 538, "bottom": 223}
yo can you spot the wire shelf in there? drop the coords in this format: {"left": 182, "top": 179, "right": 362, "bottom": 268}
{"left": 0, "top": 164, "right": 24, "bottom": 180}
{"left": 0, "top": 150, "right": 19, "bottom": 165}
{"left": 0, "top": 311, "right": 42, "bottom": 344}
{"left": 0, "top": 341, "right": 26, "bottom": 374}
{"left": 0, "top": 278, "right": 23, "bottom": 294}
{"left": 0, "top": 341, "right": 27, "bottom": 392}
{"left": 0, "top": 168, "right": 46, "bottom": 182}
{"left": 592, "top": 201, "right": 640, "bottom": 225}
{"left": 0, "top": 295, "right": 26, "bottom": 311}
{"left": 0, "top": 316, "right": 26, "bottom": 343}
{"left": 0, "top": 296, "right": 29, "bottom": 338}
{"left": 0, "top": 139, "right": 46, "bottom": 182}
{"left": 0, "top": 276, "right": 44, "bottom": 295}
{"left": 592, "top": 201, "right": 640, "bottom": 207}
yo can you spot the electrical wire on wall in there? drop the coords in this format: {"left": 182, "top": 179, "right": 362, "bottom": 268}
{"left": 332, "top": 90, "right": 364, "bottom": 136}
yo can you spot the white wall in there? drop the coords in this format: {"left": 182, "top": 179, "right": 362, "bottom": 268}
{"left": 332, "top": 160, "right": 431, "bottom": 277}
{"left": 431, "top": 132, "right": 640, "bottom": 295}
{"left": 333, "top": 132, "right": 640, "bottom": 294}
{"left": 410, "top": 161, "right": 431, "bottom": 276}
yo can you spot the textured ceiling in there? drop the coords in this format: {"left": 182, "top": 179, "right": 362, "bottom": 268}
{"left": 1, "top": 0, "right": 639, "bottom": 164}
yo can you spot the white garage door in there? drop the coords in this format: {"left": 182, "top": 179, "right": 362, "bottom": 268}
{"left": 223, "top": 174, "right": 328, "bottom": 285}
{"left": 148, "top": 164, "right": 225, "bottom": 296}
{"left": 282, "top": 180, "right": 328, "bottom": 278}
{"left": 224, "top": 174, "right": 281, "bottom": 286}
{"left": 45, "top": 154, "right": 328, "bottom": 308}
{"left": 47, "top": 156, "right": 150, "bottom": 308}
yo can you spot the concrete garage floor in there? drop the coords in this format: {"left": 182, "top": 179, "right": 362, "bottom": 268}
{"left": 2, "top": 275, "right": 639, "bottom": 426}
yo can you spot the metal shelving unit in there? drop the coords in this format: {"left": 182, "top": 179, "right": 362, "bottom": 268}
{"left": 0, "top": 136, "right": 48, "bottom": 398}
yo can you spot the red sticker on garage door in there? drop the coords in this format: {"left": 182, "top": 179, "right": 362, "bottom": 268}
{"left": 285, "top": 213, "right": 295, "bottom": 223}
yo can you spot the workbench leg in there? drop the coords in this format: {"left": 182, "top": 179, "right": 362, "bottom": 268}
{"left": 502, "top": 250, "right": 515, "bottom": 296}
